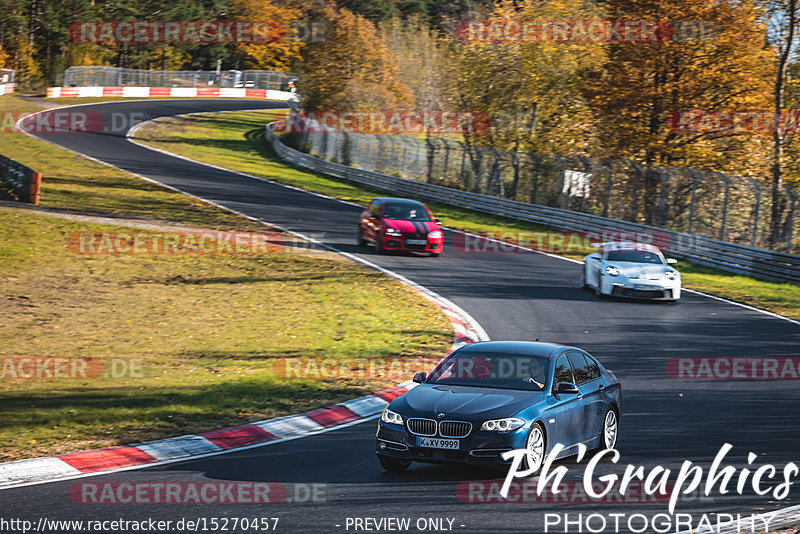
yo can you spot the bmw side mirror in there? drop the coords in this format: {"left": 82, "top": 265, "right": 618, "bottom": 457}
{"left": 412, "top": 372, "right": 426, "bottom": 383}
{"left": 555, "top": 382, "right": 579, "bottom": 395}
{"left": 667, "top": 258, "right": 678, "bottom": 264}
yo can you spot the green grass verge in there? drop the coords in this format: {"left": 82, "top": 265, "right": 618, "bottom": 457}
{"left": 134, "top": 109, "right": 800, "bottom": 322}
{"left": 0, "top": 95, "right": 452, "bottom": 460}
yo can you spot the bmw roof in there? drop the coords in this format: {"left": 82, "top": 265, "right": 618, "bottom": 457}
{"left": 457, "top": 340, "right": 572, "bottom": 357}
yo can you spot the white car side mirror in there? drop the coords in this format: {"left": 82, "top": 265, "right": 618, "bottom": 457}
{"left": 666, "top": 258, "right": 678, "bottom": 264}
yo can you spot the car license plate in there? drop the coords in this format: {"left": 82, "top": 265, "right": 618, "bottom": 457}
{"left": 634, "top": 284, "right": 660, "bottom": 290}
{"left": 417, "top": 437, "right": 459, "bottom": 449}
{"left": 406, "top": 239, "right": 427, "bottom": 245}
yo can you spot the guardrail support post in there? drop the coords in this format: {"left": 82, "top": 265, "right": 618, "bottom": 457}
{"left": 686, "top": 168, "right": 699, "bottom": 235}
{"left": 715, "top": 171, "right": 732, "bottom": 242}
{"left": 783, "top": 185, "right": 797, "bottom": 253}
{"left": 736, "top": 174, "right": 761, "bottom": 248}
{"left": 656, "top": 168, "right": 668, "bottom": 227}
{"left": 629, "top": 161, "right": 642, "bottom": 222}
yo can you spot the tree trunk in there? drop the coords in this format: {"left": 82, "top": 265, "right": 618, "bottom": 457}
{"left": 769, "top": 0, "right": 797, "bottom": 249}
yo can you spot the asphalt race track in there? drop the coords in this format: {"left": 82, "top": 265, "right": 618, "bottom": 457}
{"left": 4, "top": 99, "right": 800, "bottom": 533}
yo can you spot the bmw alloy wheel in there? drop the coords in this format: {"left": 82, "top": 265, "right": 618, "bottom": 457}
{"left": 602, "top": 409, "right": 618, "bottom": 449}
{"left": 524, "top": 423, "right": 545, "bottom": 473}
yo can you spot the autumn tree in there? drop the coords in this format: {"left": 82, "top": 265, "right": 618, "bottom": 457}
{"left": 451, "top": 0, "right": 604, "bottom": 194}
{"left": 229, "top": 0, "right": 306, "bottom": 70}
{"left": 760, "top": 0, "right": 800, "bottom": 248}
{"left": 297, "top": 6, "right": 412, "bottom": 111}
{"left": 581, "top": 0, "right": 772, "bottom": 224}
{"left": 379, "top": 16, "right": 454, "bottom": 110}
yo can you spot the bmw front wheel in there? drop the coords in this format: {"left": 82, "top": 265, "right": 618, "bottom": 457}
{"left": 523, "top": 422, "right": 546, "bottom": 473}
{"left": 601, "top": 408, "right": 618, "bottom": 449}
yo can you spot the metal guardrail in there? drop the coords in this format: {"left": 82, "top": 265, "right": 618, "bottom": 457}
{"left": 286, "top": 121, "right": 799, "bottom": 253}
{"left": 0, "top": 154, "right": 41, "bottom": 204}
{"left": 62, "top": 66, "right": 293, "bottom": 91}
{"left": 265, "top": 124, "right": 800, "bottom": 285}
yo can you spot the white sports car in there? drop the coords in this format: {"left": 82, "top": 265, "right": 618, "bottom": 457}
{"left": 582, "top": 242, "right": 681, "bottom": 301}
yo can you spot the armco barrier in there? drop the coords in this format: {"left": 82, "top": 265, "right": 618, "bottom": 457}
{"left": 265, "top": 123, "right": 800, "bottom": 285}
{"left": 47, "top": 86, "right": 295, "bottom": 100}
{"left": 0, "top": 154, "right": 41, "bottom": 204}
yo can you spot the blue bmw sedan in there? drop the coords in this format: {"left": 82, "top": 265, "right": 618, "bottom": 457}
{"left": 376, "top": 341, "right": 622, "bottom": 472}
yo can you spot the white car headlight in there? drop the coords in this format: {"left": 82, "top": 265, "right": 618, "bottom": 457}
{"left": 605, "top": 266, "right": 620, "bottom": 276}
{"left": 480, "top": 417, "right": 524, "bottom": 432}
{"left": 665, "top": 270, "right": 679, "bottom": 280}
{"left": 428, "top": 231, "right": 443, "bottom": 240}
{"left": 381, "top": 408, "right": 404, "bottom": 425}
{"left": 385, "top": 227, "right": 402, "bottom": 236}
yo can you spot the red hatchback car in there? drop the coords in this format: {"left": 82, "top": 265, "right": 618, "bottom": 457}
{"left": 358, "top": 197, "right": 444, "bottom": 256}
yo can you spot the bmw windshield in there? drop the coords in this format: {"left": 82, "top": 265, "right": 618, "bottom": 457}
{"left": 426, "top": 352, "right": 550, "bottom": 391}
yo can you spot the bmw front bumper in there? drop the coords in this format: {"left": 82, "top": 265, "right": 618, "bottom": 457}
{"left": 376, "top": 421, "right": 526, "bottom": 465}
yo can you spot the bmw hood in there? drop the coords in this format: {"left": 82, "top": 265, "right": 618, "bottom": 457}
{"left": 394, "top": 384, "right": 543, "bottom": 417}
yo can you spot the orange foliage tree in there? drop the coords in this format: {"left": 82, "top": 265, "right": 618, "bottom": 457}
{"left": 297, "top": 6, "right": 412, "bottom": 111}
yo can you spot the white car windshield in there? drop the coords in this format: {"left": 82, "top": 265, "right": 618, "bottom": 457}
{"left": 606, "top": 251, "right": 663, "bottom": 264}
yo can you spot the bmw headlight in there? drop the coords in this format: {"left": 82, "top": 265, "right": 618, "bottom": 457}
{"left": 428, "top": 231, "right": 443, "bottom": 240}
{"left": 480, "top": 417, "right": 524, "bottom": 432}
{"left": 605, "top": 266, "right": 620, "bottom": 276}
{"left": 385, "top": 227, "right": 402, "bottom": 236}
{"left": 665, "top": 270, "right": 679, "bottom": 280}
{"left": 381, "top": 408, "right": 404, "bottom": 425}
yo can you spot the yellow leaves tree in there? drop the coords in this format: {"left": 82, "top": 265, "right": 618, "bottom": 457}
{"left": 379, "top": 17, "right": 454, "bottom": 111}
{"left": 453, "top": 0, "right": 604, "bottom": 155}
{"left": 297, "top": 6, "right": 412, "bottom": 111}
{"left": 580, "top": 0, "right": 773, "bottom": 223}
{"left": 582, "top": 0, "right": 772, "bottom": 166}
{"left": 9, "top": 35, "right": 42, "bottom": 86}
{"left": 230, "top": 0, "right": 307, "bottom": 70}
